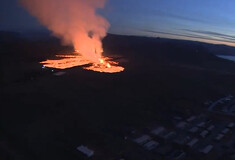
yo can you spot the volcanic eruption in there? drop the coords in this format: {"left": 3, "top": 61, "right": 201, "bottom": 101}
{"left": 20, "top": 0, "right": 124, "bottom": 73}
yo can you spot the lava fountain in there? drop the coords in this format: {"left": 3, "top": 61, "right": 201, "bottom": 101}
{"left": 20, "top": 0, "right": 124, "bottom": 73}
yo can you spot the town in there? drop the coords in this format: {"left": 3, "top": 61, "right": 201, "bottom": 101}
{"left": 76, "top": 95, "right": 235, "bottom": 160}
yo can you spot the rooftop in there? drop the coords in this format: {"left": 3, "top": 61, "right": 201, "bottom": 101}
{"left": 76, "top": 145, "right": 94, "bottom": 157}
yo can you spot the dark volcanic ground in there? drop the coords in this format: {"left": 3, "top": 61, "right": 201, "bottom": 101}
{"left": 1, "top": 33, "right": 235, "bottom": 160}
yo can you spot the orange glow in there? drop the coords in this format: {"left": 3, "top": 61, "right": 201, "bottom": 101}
{"left": 84, "top": 58, "right": 124, "bottom": 73}
{"left": 40, "top": 52, "right": 124, "bottom": 73}
{"left": 107, "top": 63, "right": 111, "bottom": 68}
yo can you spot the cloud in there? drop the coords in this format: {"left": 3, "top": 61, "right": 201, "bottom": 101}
{"left": 142, "top": 29, "right": 235, "bottom": 45}
{"left": 183, "top": 29, "right": 235, "bottom": 41}
{"left": 153, "top": 10, "right": 206, "bottom": 24}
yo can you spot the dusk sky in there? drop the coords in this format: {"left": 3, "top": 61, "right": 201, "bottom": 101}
{"left": 1, "top": 0, "right": 235, "bottom": 46}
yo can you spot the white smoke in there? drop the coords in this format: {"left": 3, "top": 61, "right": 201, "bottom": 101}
{"left": 20, "top": 0, "right": 109, "bottom": 62}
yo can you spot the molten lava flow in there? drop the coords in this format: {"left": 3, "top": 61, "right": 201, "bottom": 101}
{"left": 40, "top": 54, "right": 90, "bottom": 69}
{"left": 40, "top": 52, "right": 124, "bottom": 73}
{"left": 83, "top": 57, "right": 124, "bottom": 73}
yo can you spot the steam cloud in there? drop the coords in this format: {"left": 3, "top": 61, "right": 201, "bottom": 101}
{"left": 20, "top": 0, "right": 109, "bottom": 62}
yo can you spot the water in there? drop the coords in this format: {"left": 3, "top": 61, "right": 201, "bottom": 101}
{"left": 217, "top": 55, "right": 235, "bottom": 62}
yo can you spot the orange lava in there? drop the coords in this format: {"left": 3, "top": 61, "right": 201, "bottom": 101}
{"left": 84, "top": 58, "right": 125, "bottom": 73}
{"left": 40, "top": 53, "right": 124, "bottom": 73}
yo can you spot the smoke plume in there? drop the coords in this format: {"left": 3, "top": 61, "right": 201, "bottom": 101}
{"left": 20, "top": 0, "right": 109, "bottom": 62}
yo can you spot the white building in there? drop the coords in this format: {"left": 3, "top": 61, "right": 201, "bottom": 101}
{"left": 134, "top": 135, "right": 151, "bottom": 145}
{"left": 77, "top": 145, "right": 94, "bottom": 157}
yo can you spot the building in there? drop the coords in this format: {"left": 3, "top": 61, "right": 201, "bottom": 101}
{"left": 207, "top": 125, "right": 215, "bottom": 131}
{"left": 151, "top": 126, "right": 165, "bottom": 136}
{"left": 76, "top": 145, "right": 94, "bottom": 157}
{"left": 187, "top": 138, "right": 199, "bottom": 148}
{"left": 53, "top": 71, "right": 66, "bottom": 76}
{"left": 200, "top": 130, "right": 209, "bottom": 138}
{"left": 143, "top": 140, "right": 160, "bottom": 151}
{"left": 163, "top": 131, "right": 177, "bottom": 140}
{"left": 173, "top": 136, "right": 190, "bottom": 145}
{"left": 214, "top": 134, "right": 224, "bottom": 141}
{"left": 222, "top": 128, "right": 230, "bottom": 134}
{"left": 187, "top": 116, "right": 196, "bottom": 122}
{"left": 200, "top": 145, "right": 213, "bottom": 154}
{"left": 134, "top": 135, "right": 151, "bottom": 145}
{"left": 167, "top": 150, "right": 186, "bottom": 160}
{"left": 197, "top": 122, "right": 206, "bottom": 128}
{"left": 227, "top": 122, "right": 235, "bottom": 128}
{"left": 176, "top": 121, "right": 188, "bottom": 129}
{"left": 188, "top": 127, "right": 199, "bottom": 133}
{"left": 155, "top": 145, "right": 172, "bottom": 157}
